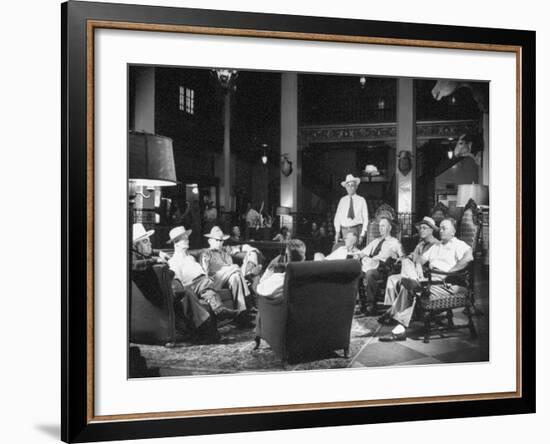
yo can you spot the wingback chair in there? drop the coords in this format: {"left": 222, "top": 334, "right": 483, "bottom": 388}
{"left": 130, "top": 264, "right": 178, "bottom": 346}
{"left": 254, "top": 259, "right": 362, "bottom": 364}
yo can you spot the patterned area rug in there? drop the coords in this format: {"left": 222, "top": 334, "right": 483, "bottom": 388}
{"left": 135, "top": 315, "right": 382, "bottom": 377}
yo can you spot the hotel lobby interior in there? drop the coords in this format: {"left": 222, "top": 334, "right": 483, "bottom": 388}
{"left": 128, "top": 65, "right": 490, "bottom": 377}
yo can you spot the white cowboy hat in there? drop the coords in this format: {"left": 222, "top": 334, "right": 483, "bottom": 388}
{"left": 415, "top": 216, "right": 439, "bottom": 232}
{"left": 203, "top": 226, "right": 230, "bottom": 241}
{"left": 132, "top": 223, "right": 154, "bottom": 243}
{"left": 340, "top": 174, "right": 361, "bottom": 187}
{"left": 166, "top": 225, "right": 193, "bottom": 244}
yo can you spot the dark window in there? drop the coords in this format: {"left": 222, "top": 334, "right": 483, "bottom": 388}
{"left": 179, "top": 86, "right": 194, "bottom": 115}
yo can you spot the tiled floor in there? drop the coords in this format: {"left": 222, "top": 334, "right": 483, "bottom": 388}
{"left": 350, "top": 264, "right": 489, "bottom": 368}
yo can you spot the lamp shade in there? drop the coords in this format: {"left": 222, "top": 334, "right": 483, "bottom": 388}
{"left": 129, "top": 131, "right": 177, "bottom": 187}
{"left": 276, "top": 206, "right": 291, "bottom": 216}
{"left": 456, "top": 184, "right": 489, "bottom": 207}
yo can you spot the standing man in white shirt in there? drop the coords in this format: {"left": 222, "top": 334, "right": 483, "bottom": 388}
{"left": 333, "top": 174, "right": 369, "bottom": 247}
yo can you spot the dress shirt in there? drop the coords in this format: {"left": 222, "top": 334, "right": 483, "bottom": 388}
{"left": 326, "top": 246, "right": 360, "bottom": 260}
{"left": 423, "top": 237, "right": 471, "bottom": 273}
{"left": 361, "top": 236, "right": 403, "bottom": 262}
{"left": 256, "top": 272, "right": 286, "bottom": 303}
{"left": 334, "top": 193, "right": 369, "bottom": 237}
{"left": 168, "top": 252, "right": 206, "bottom": 285}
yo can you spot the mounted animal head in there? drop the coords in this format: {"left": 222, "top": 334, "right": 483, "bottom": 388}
{"left": 431, "top": 79, "right": 489, "bottom": 113}
{"left": 453, "top": 133, "right": 483, "bottom": 166}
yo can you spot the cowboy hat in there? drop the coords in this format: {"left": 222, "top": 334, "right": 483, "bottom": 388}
{"left": 340, "top": 174, "right": 361, "bottom": 187}
{"left": 166, "top": 226, "right": 192, "bottom": 244}
{"left": 132, "top": 223, "right": 155, "bottom": 243}
{"left": 415, "top": 216, "right": 439, "bottom": 231}
{"left": 203, "top": 226, "right": 230, "bottom": 241}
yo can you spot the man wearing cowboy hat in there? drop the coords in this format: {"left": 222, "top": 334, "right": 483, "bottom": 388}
{"left": 379, "top": 217, "right": 473, "bottom": 342}
{"left": 167, "top": 226, "right": 240, "bottom": 321}
{"left": 132, "top": 223, "right": 168, "bottom": 270}
{"left": 377, "top": 216, "right": 439, "bottom": 324}
{"left": 333, "top": 174, "right": 369, "bottom": 247}
{"left": 199, "top": 226, "right": 253, "bottom": 320}
{"left": 132, "top": 223, "right": 218, "bottom": 342}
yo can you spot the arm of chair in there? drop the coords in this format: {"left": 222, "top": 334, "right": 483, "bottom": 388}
{"left": 428, "top": 268, "right": 469, "bottom": 287}
{"left": 256, "top": 291, "right": 287, "bottom": 357}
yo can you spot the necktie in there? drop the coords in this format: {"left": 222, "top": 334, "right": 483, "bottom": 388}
{"left": 370, "top": 238, "right": 385, "bottom": 257}
{"left": 347, "top": 195, "right": 355, "bottom": 219}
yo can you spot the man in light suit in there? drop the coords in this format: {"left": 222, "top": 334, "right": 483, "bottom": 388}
{"left": 333, "top": 174, "right": 369, "bottom": 247}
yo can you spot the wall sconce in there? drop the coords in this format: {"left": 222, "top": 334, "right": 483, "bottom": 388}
{"left": 186, "top": 183, "right": 199, "bottom": 195}
{"left": 280, "top": 154, "right": 293, "bottom": 177}
{"left": 447, "top": 137, "right": 454, "bottom": 159}
{"left": 261, "top": 143, "right": 268, "bottom": 164}
{"left": 359, "top": 76, "right": 367, "bottom": 89}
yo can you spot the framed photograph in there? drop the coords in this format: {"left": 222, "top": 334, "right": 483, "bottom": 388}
{"left": 62, "top": 1, "right": 535, "bottom": 442}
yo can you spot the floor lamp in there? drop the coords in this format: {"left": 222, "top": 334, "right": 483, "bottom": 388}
{"left": 129, "top": 131, "right": 178, "bottom": 241}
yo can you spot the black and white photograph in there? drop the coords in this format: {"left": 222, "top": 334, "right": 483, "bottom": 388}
{"left": 128, "top": 65, "right": 490, "bottom": 377}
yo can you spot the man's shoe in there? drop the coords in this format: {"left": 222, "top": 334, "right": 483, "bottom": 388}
{"left": 234, "top": 312, "right": 255, "bottom": 329}
{"left": 364, "top": 305, "right": 377, "bottom": 316}
{"left": 215, "top": 306, "right": 239, "bottom": 320}
{"left": 377, "top": 313, "right": 393, "bottom": 325}
{"left": 378, "top": 333, "right": 407, "bottom": 342}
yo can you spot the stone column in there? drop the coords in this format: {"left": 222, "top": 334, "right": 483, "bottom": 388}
{"left": 222, "top": 93, "right": 231, "bottom": 211}
{"left": 280, "top": 72, "right": 299, "bottom": 229}
{"left": 396, "top": 78, "right": 416, "bottom": 214}
{"left": 482, "top": 112, "right": 489, "bottom": 185}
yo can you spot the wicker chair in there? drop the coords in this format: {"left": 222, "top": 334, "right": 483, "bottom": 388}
{"left": 412, "top": 262, "right": 478, "bottom": 344}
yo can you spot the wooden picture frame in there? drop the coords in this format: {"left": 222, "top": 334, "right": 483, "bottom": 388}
{"left": 62, "top": 1, "right": 535, "bottom": 442}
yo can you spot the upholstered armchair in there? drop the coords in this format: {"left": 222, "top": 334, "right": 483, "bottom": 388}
{"left": 254, "top": 259, "right": 362, "bottom": 364}
{"left": 130, "top": 264, "right": 178, "bottom": 347}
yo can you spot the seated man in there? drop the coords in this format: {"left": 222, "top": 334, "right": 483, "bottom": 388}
{"left": 199, "top": 226, "right": 254, "bottom": 317}
{"left": 227, "top": 225, "right": 242, "bottom": 244}
{"left": 253, "top": 239, "right": 307, "bottom": 348}
{"left": 357, "top": 217, "right": 404, "bottom": 315}
{"left": 314, "top": 231, "right": 360, "bottom": 261}
{"left": 379, "top": 217, "right": 473, "bottom": 341}
{"left": 167, "top": 226, "right": 239, "bottom": 321}
{"left": 131, "top": 222, "right": 168, "bottom": 270}
{"left": 131, "top": 223, "right": 217, "bottom": 342}
{"left": 272, "top": 226, "right": 291, "bottom": 242}
{"left": 379, "top": 216, "right": 440, "bottom": 320}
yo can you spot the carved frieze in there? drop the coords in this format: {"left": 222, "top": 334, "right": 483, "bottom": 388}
{"left": 299, "top": 120, "right": 479, "bottom": 146}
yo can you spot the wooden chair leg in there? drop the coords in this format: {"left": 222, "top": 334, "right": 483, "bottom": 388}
{"left": 423, "top": 312, "right": 431, "bottom": 344}
{"left": 466, "top": 309, "right": 478, "bottom": 339}
{"left": 446, "top": 310, "right": 455, "bottom": 328}
{"left": 253, "top": 336, "right": 261, "bottom": 350}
